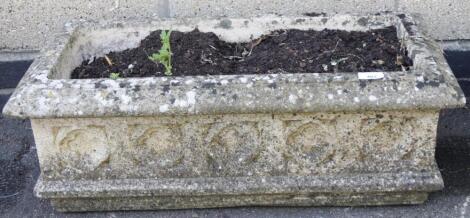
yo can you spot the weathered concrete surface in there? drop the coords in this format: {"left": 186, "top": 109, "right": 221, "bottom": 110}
{"left": 1, "top": 113, "right": 469, "bottom": 216}
{"left": 2, "top": 130, "right": 469, "bottom": 217}
{"left": 169, "top": 0, "right": 470, "bottom": 40}
{"left": 1, "top": 54, "right": 470, "bottom": 216}
{"left": 31, "top": 111, "right": 440, "bottom": 181}
{"left": 2, "top": 15, "right": 466, "bottom": 119}
{"left": 1, "top": 15, "right": 464, "bottom": 210}
{"left": 0, "top": 0, "right": 169, "bottom": 50}
{"left": 30, "top": 110, "right": 443, "bottom": 211}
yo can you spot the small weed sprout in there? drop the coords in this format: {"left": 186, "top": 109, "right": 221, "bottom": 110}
{"left": 149, "top": 30, "right": 173, "bottom": 76}
{"left": 109, "top": 72, "right": 120, "bottom": 80}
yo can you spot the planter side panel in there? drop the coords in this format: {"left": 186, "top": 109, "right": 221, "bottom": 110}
{"left": 31, "top": 110, "right": 439, "bottom": 181}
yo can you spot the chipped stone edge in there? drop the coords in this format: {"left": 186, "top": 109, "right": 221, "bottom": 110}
{"left": 2, "top": 14, "right": 466, "bottom": 119}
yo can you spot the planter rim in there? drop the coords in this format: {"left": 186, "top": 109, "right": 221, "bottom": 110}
{"left": 3, "top": 14, "right": 466, "bottom": 119}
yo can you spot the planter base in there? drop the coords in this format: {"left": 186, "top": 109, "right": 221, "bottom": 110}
{"left": 36, "top": 169, "right": 443, "bottom": 212}
{"left": 50, "top": 193, "right": 429, "bottom": 212}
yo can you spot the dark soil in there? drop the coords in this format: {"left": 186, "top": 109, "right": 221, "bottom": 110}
{"left": 71, "top": 27, "right": 412, "bottom": 79}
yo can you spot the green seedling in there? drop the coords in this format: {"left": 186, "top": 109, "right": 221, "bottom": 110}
{"left": 109, "top": 72, "right": 121, "bottom": 80}
{"left": 149, "top": 30, "right": 173, "bottom": 76}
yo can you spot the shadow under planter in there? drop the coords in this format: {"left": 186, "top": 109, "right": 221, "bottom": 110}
{"left": 2, "top": 14, "right": 466, "bottom": 211}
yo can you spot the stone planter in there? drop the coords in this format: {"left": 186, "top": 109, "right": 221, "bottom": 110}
{"left": 3, "top": 14, "right": 466, "bottom": 211}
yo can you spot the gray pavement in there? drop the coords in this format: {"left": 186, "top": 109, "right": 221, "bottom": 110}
{"left": 1, "top": 51, "right": 470, "bottom": 217}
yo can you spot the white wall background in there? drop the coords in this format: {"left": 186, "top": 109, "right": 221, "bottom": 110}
{"left": 1, "top": 0, "right": 469, "bottom": 51}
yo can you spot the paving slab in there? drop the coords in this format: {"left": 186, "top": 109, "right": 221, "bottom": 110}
{"left": 0, "top": 0, "right": 169, "bottom": 50}
{"left": 436, "top": 51, "right": 470, "bottom": 150}
{"left": 445, "top": 51, "right": 470, "bottom": 79}
{"left": 397, "top": 0, "right": 470, "bottom": 41}
{"left": 3, "top": 0, "right": 470, "bottom": 51}
{"left": 0, "top": 94, "right": 10, "bottom": 112}
{"left": 169, "top": 0, "right": 470, "bottom": 40}
{"left": 0, "top": 60, "right": 33, "bottom": 89}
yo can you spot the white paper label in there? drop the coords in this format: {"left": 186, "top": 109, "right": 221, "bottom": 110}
{"left": 358, "top": 72, "right": 385, "bottom": 80}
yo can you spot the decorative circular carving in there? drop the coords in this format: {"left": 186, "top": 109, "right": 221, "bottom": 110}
{"left": 286, "top": 122, "right": 337, "bottom": 168}
{"left": 205, "top": 122, "right": 261, "bottom": 176}
{"left": 284, "top": 119, "right": 362, "bottom": 174}
{"left": 58, "top": 127, "right": 109, "bottom": 171}
{"left": 133, "top": 125, "right": 184, "bottom": 168}
{"left": 361, "top": 119, "right": 415, "bottom": 162}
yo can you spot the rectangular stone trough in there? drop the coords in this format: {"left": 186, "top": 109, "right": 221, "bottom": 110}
{"left": 2, "top": 14, "right": 466, "bottom": 211}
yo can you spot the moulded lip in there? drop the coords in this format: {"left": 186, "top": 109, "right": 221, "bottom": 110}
{"left": 34, "top": 170, "right": 444, "bottom": 199}
{"left": 2, "top": 14, "right": 466, "bottom": 119}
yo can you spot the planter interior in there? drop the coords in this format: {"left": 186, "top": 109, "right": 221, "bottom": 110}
{"left": 2, "top": 14, "right": 466, "bottom": 211}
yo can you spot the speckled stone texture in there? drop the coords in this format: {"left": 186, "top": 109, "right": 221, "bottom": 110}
{"left": 2, "top": 14, "right": 466, "bottom": 211}
{"left": 32, "top": 111, "right": 444, "bottom": 211}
